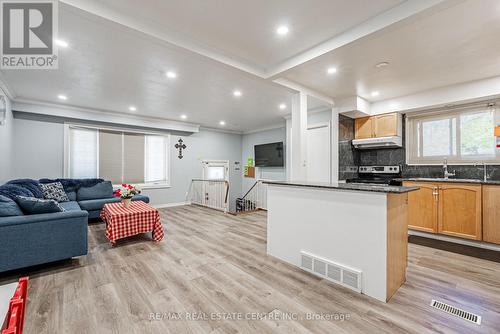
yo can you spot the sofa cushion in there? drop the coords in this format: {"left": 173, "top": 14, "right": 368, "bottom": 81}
{"left": 40, "top": 182, "right": 69, "bottom": 202}
{"left": 78, "top": 194, "right": 150, "bottom": 211}
{"left": 59, "top": 201, "right": 81, "bottom": 212}
{"left": 66, "top": 191, "right": 77, "bottom": 201}
{"left": 77, "top": 181, "right": 114, "bottom": 201}
{"left": 78, "top": 197, "right": 120, "bottom": 211}
{"left": 0, "top": 195, "right": 24, "bottom": 217}
{"left": 16, "top": 196, "right": 65, "bottom": 215}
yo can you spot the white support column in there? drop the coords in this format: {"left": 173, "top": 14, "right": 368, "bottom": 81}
{"left": 331, "top": 107, "right": 339, "bottom": 183}
{"left": 290, "top": 91, "right": 308, "bottom": 181}
{"left": 285, "top": 116, "right": 292, "bottom": 181}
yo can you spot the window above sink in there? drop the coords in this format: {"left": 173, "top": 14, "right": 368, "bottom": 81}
{"left": 406, "top": 103, "right": 499, "bottom": 165}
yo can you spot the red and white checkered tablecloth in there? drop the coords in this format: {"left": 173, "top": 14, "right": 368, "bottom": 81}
{"left": 100, "top": 201, "right": 164, "bottom": 244}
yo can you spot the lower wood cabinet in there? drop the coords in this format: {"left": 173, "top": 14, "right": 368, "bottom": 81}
{"left": 404, "top": 181, "right": 482, "bottom": 241}
{"left": 483, "top": 185, "right": 500, "bottom": 244}
{"left": 438, "top": 183, "right": 482, "bottom": 240}
{"left": 403, "top": 182, "right": 438, "bottom": 233}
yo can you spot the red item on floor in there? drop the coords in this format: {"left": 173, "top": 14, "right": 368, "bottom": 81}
{"left": 2, "top": 277, "right": 28, "bottom": 334}
{"left": 100, "top": 201, "right": 164, "bottom": 244}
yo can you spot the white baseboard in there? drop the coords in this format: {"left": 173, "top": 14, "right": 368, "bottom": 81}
{"left": 152, "top": 202, "right": 190, "bottom": 209}
{"left": 409, "top": 230, "right": 500, "bottom": 252}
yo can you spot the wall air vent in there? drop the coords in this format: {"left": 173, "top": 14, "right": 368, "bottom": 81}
{"left": 300, "top": 251, "right": 362, "bottom": 293}
{"left": 301, "top": 254, "right": 313, "bottom": 271}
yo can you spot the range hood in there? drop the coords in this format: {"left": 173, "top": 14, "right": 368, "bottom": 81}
{"left": 352, "top": 136, "right": 402, "bottom": 149}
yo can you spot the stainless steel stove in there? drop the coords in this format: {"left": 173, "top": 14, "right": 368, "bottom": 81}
{"left": 345, "top": 165, "right": 402, "bottom": 186}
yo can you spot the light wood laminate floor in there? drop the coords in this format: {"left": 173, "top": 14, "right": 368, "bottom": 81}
{"left": 2, "top": 205, "right": 500, "bottom": 333}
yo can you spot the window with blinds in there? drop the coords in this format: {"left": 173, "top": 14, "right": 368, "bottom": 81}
{"left": 406, "top": 105, "right": 499, "bottom": 164}
{"left": 66, "top": 125, "right": 170, "bottom": 186}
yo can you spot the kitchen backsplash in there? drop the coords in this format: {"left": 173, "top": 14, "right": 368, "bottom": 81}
{"left": 339, "top": 114, "right": 500, "bottom": 181}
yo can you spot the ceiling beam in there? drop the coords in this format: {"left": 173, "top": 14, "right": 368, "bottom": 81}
{"left": 13, "top": 99, "right": 200, "bottom": 133}
{"left": 266, "top": 0, "right": 448, "bottom": 78}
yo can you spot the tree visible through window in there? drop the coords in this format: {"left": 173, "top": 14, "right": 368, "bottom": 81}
{"left": 408, "top": 106, "right": 498, "bottom": 164}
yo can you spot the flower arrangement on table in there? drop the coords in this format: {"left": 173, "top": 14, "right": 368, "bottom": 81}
{"left": 114, "top": 184, "right": 141, "bottom": 207}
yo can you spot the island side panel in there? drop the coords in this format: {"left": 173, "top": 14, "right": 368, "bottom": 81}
{"left": 386, "top": 192, "right": 409, "bottom": 301}
{"left": 267, "top": 185, "right": 389, "bottom": 302}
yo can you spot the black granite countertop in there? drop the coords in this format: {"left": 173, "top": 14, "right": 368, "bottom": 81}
{"left": 263, "top": 180, "right": 419, "bottom": 194}
{"left": 396, "top": 178, "right": 500, "bottom": 185}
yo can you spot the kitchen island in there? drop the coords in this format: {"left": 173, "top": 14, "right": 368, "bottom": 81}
{"left": 264, "top": 180, "right": 418, "bottom": 302}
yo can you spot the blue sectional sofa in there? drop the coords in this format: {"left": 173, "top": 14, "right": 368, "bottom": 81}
{"left": 0, "top": 179, "right": 149, "bottom": 273}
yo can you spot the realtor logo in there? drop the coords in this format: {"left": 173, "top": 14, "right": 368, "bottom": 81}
{"left": 1, "top": 0, "right": 58, "bottom": 69}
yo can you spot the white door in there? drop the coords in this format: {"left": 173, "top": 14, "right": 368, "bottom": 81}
{"left": 306, "top": 124, "right": 331, "bottom": 183}
{"left": 202, "top": 161, "right": 229, "bottom": 210}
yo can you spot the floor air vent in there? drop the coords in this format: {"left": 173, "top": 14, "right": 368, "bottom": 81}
{"left": 430, "top": 300, "right": 481, "bottom": 325}
{"left": 300, "top": 251, "right": 362, "bottom": 293}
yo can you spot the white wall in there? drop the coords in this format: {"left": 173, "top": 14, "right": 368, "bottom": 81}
{"left": 0, "top": 91, "right": 13, "bottom": 183}
{"left": 241, "top": 127, "right": 286, "bottom": 194}
{"left": 9, "top": 115, "right": 243, "bottom": 208}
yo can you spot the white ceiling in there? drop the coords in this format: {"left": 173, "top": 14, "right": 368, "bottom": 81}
{"left": 282, "top": 0, "right": 500, "bottom": 102}
{"left": 1, "top": 0, "right": 499, "bottom": 132}
{"left": 1, "top": 4, "right": 294, "bottom": 132}
{"left": 60, "top": 0, "right": 404, "bottom": 74}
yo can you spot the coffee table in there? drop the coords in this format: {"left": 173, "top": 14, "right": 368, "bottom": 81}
{"left": 100, "top": 201, "right": 164, "bottom": 246}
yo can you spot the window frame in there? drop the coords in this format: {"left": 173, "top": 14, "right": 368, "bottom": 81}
{"left": 406, "top": 104, "right": 499, "bottom": 165}
{"left": 64, "top": 123, "right": 171, "bottom": 188}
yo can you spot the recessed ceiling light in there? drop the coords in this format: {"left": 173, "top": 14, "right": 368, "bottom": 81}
{"left": 327, "top": 67, "right": 337, "bottom": 75}
{"left": 129, "top": 106, "right": 137, "bottom": 111}
{"left": 219, "top": 121, "right": 226, "bottom": 126}
{"left": 180, "top": 114, "right": 187, "bottom": 120}
{"left": 233, "top": 90, "right": 242, "bottom": 97}
{"left": 276, "top": 25, "right": 289, "bottom": 36}
{"left": 54, "top": 39, "right": 68, "bottom": 48}
{"left": 279, "top": 103, "right": 287, "bottom": 110}
{"left": 166, "top": 71, "right": 177, "bottom": 79}
{"left": 57, "top": 94, "right": 67, "bottom": 100}
{"left": 371, "top": 91, "right": 380, "bottom": 97}
{"left": 375, "top": 61, "right": 389, "bottom": 68}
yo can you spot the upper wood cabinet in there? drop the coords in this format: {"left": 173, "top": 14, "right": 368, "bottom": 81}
{"left": 483, "top": 185, "right": 500, "bottom": 244}
{"left": 354, "top": 117, "right": 374, "bottom": 139}
{"left": 354, "top": 113, "right": 401, "bottom": 139}
{"left": 437, "top": 184, "right": 482, "bottom": 240}
{"left": 403, "top": 181, "right": 438, "bottom": 233}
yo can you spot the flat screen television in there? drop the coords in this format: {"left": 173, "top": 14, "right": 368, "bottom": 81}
{"left": 254, "top": 142, "right": 284, "bottom": 167}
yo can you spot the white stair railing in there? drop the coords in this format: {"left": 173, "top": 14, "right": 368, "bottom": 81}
{"left": 237, "top": 180, "right": 267, "bottom": 213}
{"left": 186, "top": 179, "right": 229, "bottom": 213}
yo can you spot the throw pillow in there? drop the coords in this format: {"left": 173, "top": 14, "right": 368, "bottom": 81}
{"left": 0, "top": 195, "right": 24, "bottom": 217}
{"left": 16, "top": 196, "right": 65, "bottom": 215}
{"left": 77, "top": 181, "right": 114, "bottom": 201}
{"left": 40, "top": 182, "right": 69, "bottom": 202}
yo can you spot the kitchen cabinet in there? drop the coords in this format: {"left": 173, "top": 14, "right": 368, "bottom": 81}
{"left": 354, "top": 116, "right": 373, "bottom": 139}
{"left": 403, "top": 182, "right": 438, "bottom": 233}
{"left": 354, "top": 112, "right": 400, "bottom": 139}
{"left": 483, "top": 185, "right": 500, "bottom": 244}
{"left": 404, "top": 181, "right": 482, "bottom": 240}
{"left": 438, "top": 183, "right": 482, "bottom": 240}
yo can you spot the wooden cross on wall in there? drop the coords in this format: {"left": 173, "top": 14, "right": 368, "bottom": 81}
{"left": 175, "top": 139, "right": 187, "bottom": 159}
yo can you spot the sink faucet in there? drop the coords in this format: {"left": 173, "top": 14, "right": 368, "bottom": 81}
{"left": 443, "top": 158, "right": 456, "bottom": 180}
{"left": 474, "top": 162, "right": 488, "bottom": 182}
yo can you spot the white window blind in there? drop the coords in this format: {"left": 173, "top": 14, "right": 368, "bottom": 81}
{"left": 407, "top": 105, "right": 499, "bottom": 164}
{"left": 124, "top": 133, "right": 145, "bottom": 184}
{"left": 69, "top": 127, "right": 98, "bottom": 178}
{"left": 66, "top": 125, "right": 170, "bottom": 186}
{"left": 145, "top": 135, "right": 167, "bottom": 183}
{"left": 99, "top": 130, "right": 123, "bottom": 184}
